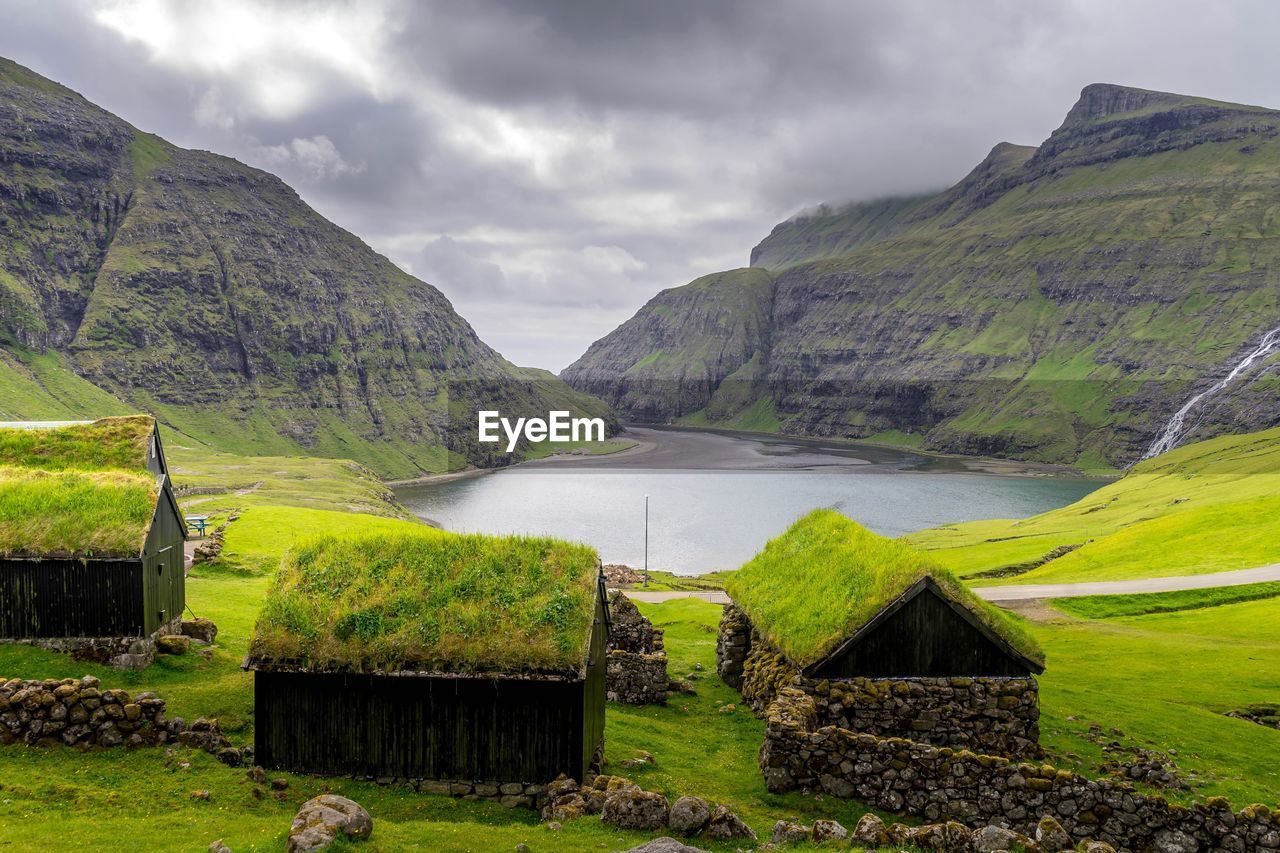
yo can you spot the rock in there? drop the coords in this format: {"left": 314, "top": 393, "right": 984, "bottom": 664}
{"left": 272, "top": 778, "right": 290, "bottom": 791}
{"left": 209, "top": 841, "right": 232, "bottom": 853}
{"left": 623, "top": 839, "right": 707, "bottom": 853}
{"left": 191, "top": 790, "right": 211, "bottom": 800}
{"left": 1084, "top": 842, "right": 1117, "bottom": 853}
{"left": 514, "top": 845, "right": 530, "bottom": 853}
{"left": 972, "top": 824, "right": 1028, "bottom": 851}
{"left": 703, "top": 803, "right": 756, "bottom": 840}
{"left": 669, "top": 796, "right": 711, "bottom": 836}
{"left": 216, "top": 747, "right": 243, "bottom": 767}
{"left": 247, "top": 766, "right": 268, "bottom": 785}
{"left": 181, "top": 618, "right": 219, "bottom": 644}
{"left": 1036, "top": 816, "right": 1072, "bottom": 852}
{"left": 156, "top": 635, "right": 191, "bottom": 655}
{"left": 770, "top": 820, "right": 811, "bottom": 844}
{"left": 287, "top": 795, "right": 373, "bottom": 852}
{"left": 546, "top": 775, "right": 579, "bottom": 799}
{"left": 1151, "top": 830, "right": 1198, "bottom": 853}
{"left": 852, "top": 813, "right": 890, "bottom": 847}
{"left": 812, "top": 818, "right": 848, "bottom": 841}
{"left": 601, "top": 789, "right": 670, "bottom": 831}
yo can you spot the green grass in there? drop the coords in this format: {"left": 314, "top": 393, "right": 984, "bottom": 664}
{"left": 908, "top": 426, "right": 1280, "bottom": 583}
{"left": 0, "top": 415, "right": 154, "bottom": 471}
{"left": 1031, "top": 596, "right": 1280, "bottom": 804}
{"left": 725, "top": 509, "right": 1043, "bottom": 668}
{"left": 1051, "top": 582, "right": 1280, "bottom": 620}
{"left": 251, "top": 532, "right": 601, "bottom": 675}
{"left": 0, "top": 466, "right": 158, "bottom": 557}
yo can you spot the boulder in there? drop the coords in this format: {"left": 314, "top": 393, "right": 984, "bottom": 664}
{"left": 852, "top": 813, "right": 890, "bottom": 847}
{"left": 1151, "top": 830, "right": 1198, "bottom": 853}
{"left": 208, "top": 841, "right": 232, "bottom": 853}
{"left": 702, "top": 804, "right": 756, "bottom": 840}
{"left": 812, "top": 819, "right": 848, "bottom": 842}
{"left": 156, "top": 635, "right": 191, "bottom": 655}
{"left": 770, "top": 820, "right": 811, "bottom": 844}
{"left": 1036, "top": 816, "right": 1072, "bottom": 852}
{"left": 286, "top": 794, "right": 373, "bottom": 852}
{"left": 907, "top": 822, "right": 973, "bottom": 850}
{"left": 669, "top": 796, "right": 711, "bottom": 836}
{"left": 1084, "top": 842, "right": 1118, "bottom": 853}
{"left": 623, "top": 839, "right": 707, "bottom": 853}
{"left": 601, "top": 789, "right": 670, "bottom": 831}
{"left": 972, "top": 824, "right": 1031, "bottom": 851}
{"left": 181, "top": 618, "right": 219, "bottom": 645}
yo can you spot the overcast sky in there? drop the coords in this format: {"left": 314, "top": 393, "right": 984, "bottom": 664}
{"left": 4, "top": 1, "right": 1280, "bottom": 370}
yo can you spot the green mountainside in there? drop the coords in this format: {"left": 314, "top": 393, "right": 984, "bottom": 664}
{"left": 563, "top": 84, "right": 1280, "bottom": 466}
{"left": 0, "top": 57, "right": 610, "bottom": 478}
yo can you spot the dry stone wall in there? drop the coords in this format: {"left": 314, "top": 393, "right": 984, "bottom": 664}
{"left": 1, "top": 675, "right": 176, "bottom": 748}
{"left": 2, "top": 616, "right": 183, "bottom": 670}
{"left": 761, "top": 689, "right": 1280, "bottom": 853}
{"left": 715, "top": 603, "right": 751, "bottom": 690}
{"left": 606, "top": 591, "right": 668, "bottom": 704}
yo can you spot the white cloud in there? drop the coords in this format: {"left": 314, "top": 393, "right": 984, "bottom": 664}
{"left": 250, "top": 135, "right": 364, "bottom": 181}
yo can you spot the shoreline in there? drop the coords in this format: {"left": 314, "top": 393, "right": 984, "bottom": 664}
{"left": 384, "top": 425, "right": 1114, "bottom": 488}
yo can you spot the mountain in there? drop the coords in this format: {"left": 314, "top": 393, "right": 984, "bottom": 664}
{"left": 563, "top": 84, "right": 1280, "bottom": 467}
{"left": 0, "top": 58, "right": 610, "bottom": 478}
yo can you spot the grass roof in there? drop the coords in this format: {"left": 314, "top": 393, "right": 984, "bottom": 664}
{"left": 0, "top": 467, "right": 159, "bottom": 557}
{"left": 250, "top": 530, "right": 602, "bottom": 676}
{"left": 0, "top": 416, "right": 154, "bottom": 472}
{"left": 724, "top": 509, "right": 1044, "bottom": 669}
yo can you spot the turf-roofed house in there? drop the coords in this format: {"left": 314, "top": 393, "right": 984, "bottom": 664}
{"left": 247, "top": 531, "right": 609, "bottom": 805}
{"left": 0, "top": 416, "right": 187, "bottom": 669}
{"left": 716, "top": 509, "right": 1045, "bottom": 757}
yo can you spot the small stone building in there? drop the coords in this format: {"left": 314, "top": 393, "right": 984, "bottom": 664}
{"left": 605, "top": 590, "right": 668, "bottom": 704}
{"left": 247, "top": 531, "right": 609, "bottom": 803}
{"left": 717, "top": 509, "right": 1045, "bottom": 757}
{"left": 0, "top": 417, "right": 187, "bottom": 668}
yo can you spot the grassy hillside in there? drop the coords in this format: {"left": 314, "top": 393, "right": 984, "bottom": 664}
{"left": 0, "top": 57, "right": 612, "bottom": 480}
{"left": 565, "top": 84, "right": 1280, "bottom": 466}
{"left": 906, "top": 425, "right": 1280, "bottom": 583}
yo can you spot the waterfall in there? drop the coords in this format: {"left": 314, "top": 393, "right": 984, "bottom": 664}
{"left": 1142, "top": 325, "right": 1280, "bottom": 460}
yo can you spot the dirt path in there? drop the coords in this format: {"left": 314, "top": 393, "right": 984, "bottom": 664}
{"left": 972, "top": 564, "right": 1280, "bottom": 601}
{"left": 622, "top": 563, "right": 1280, "bottom": 607}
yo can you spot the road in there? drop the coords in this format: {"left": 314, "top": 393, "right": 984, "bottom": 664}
{"left": 622, "top": 563, "right": 1280, "bottom": 605}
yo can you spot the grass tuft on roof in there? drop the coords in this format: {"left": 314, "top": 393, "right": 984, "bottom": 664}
{"left": 725, "top": 509, "right": 1044, "bottom": 669}
{"left": 0, "top": 416, "right": 154, "bottom": 472}
{"left": 0, "top": 467, "right": 159, "bottom": 557}
{"left": 250, "top": 530, "right": 602, "bottom": 676}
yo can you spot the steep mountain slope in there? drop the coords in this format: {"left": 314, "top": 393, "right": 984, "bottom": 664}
{"left": 0, "top": 58, "right": 609, "bottom": 478}
{"left": 564, "top": 84, "right": 1280, "bottom": 466}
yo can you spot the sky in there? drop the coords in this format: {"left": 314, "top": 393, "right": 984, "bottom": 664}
{"left": 4, "top": 1, "right": 1280, "bottom": 370}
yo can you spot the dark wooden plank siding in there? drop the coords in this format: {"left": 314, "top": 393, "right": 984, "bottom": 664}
{"left": 142, "top": 490, "right": 187, "bottom": 633}
{"left": 0, "top": 559, "right": 145, "bottom": 638}
{"left": 812, "top": 589, "right": 1032, "bottom": 678}
{"left": 255, "top": 671, "right": 592, "bottom": 782}
{"left": 581, "top": 594, "right": 607, "bottom": 772}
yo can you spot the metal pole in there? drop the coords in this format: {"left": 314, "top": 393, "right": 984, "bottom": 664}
{"left": 644, "top": 494, "right": 650, "bottom": 588}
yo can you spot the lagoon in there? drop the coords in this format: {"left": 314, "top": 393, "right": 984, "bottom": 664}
{"left": 395, "top": 428, "right": 1102, "bottom": 575}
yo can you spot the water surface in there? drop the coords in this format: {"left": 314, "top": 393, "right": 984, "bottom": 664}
{"left": 395, "top": 428, "right": 1102, "bottom": 574}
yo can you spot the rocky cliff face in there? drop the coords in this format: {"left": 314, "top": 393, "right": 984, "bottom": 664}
{"left": 0, "top": 58, "right": 610, "bottom": 477}
{"left": 565, "top": 84, "right": 1280, "bottom": 465}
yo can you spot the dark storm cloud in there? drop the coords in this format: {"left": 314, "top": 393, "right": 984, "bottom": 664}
{"left": 4, "top": 0, "right": 1280, "bottom": 368}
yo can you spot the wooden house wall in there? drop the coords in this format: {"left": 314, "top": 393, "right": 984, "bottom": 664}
{"left": 0, "top": 558, "right": 145, "bottom": 638}
{"left": 580, "top": 592, "right": 608, "bottom": 772}
{"left": 810, "top": 589, "right": 1032, "bottom": 679}
{"left": 141, "top": 488, "right": 186, "bottom": 634}
{"left": 254, "top": 670, "right": 594, "bottom": 782}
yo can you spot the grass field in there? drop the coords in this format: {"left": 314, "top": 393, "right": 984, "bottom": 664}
{"left": 906, "top": 426, "right": 1280, "bottom": 583}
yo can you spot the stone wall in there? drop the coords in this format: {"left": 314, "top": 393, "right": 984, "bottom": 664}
{"left": 719, "top": 604, "right": 1039, "bottom": 757}
{"left": 2, "top": 615, "right": 183, "bottom": 670}
{"left": 0, "top": 675, "right": 176, "bottom": 748}
{"left": 808, "top": 675, "right": 1040, "bottom": 757}
{"left": 606, "top": 592, "right": 668, "bottom": 704}
{"left": 761, "top": 688, "right": 1280, "bottom": 853}
{"left": 715, "top": 603, "right": 751, "bottom": 690}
